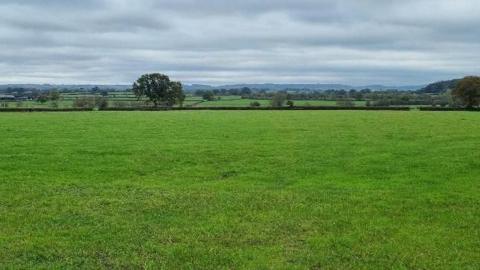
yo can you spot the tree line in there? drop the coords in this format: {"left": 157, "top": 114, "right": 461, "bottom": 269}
{"left": 2, "top": 74, "right": 479, "bottom": 108}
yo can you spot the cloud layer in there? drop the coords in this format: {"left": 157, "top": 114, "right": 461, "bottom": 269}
{"left": 0, "top": 0, "right": 479, "bottom": 85}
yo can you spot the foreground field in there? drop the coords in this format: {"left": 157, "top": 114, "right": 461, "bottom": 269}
{"left": 0, "top": 111, "right": 479, "bottom": 269}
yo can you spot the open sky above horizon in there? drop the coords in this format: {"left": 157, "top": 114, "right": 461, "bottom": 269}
{"left": 0, "top": 0, "right": 479, "bottom": 86}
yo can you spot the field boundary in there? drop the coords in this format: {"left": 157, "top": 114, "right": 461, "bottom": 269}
{"left": 0, "top": 106, "right": 411, "bottom": 112}
{"left": 418, "top": 107, "right": 480, "bottom": 111}
{"left": 0, "top": 108, "right": 95, "bottom": 112}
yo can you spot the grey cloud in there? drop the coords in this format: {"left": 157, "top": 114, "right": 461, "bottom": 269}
{"left": 0, "top": 0, "right": 479, "bottom": 85}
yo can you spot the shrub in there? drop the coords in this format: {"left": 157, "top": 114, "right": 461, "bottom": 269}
{"left": 202, "top": 91, "right": 215, "bottom": 101}
{"left": 96, "top": 97, "right": 109, "bottom": 110}
{"left": 73, "top": 96, "right": 96, "bottom": 109}
{"left": 336, "top": 99, "right": 355, "bottom": 107}
{"left": 112, "top": 100, "right": 125, "bottom": 108}
{"left": 250, "top": 101, "right": 261, "bottom": 107}
{"left": 371, "top": 99, "right": 391, "bottom": 107}
{"left": 286, "top": 100, "right": 294, "bottom": 107}
{"left": 50, "top": 101, "right": 59, "bottom": 108}
{"left": 271, "top": 92, "right": 287, "bottom": 107}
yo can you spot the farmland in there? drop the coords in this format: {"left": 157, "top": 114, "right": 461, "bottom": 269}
{"left": 0, "top": 92, "right": 370, "bottom": 109}
{"left": 0, "top": 111, "right": 479, "bottom": 269}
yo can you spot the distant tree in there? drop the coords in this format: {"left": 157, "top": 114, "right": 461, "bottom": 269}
{"left": 132, "top": 73, "right": 185, "bottom": 107}
{"left": 194, "top": 90, "right": 205, "bottom": 97}
{"left": 202, "top": 91, "right": 215, "bottom": 101}
{"left": 100, "top": 90, "right": 109, "bottom": 97}
{"left": 360, "top": 88, "right": 372, "bottom": 95}
{"left": 452, "top": 76, "right": 480, "bottom": 108}
{"left": 286, "top": 100, "right": 294, "bottom": 107}
{"left": 91, "top": 86, "right": 100, "bottom": 93}
{"left": 48, "top": 90, "right": 61, "bottom": 101}
{"left": 171, "top": 81, "right": 185, "bottom": 106}
{"left": 271, "top": 92, "right": 287, "bottom": 107}
{"left": 240, "top": 87, "right": 252, "bottom": 97}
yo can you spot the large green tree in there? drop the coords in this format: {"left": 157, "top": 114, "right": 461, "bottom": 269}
{"left": 452, "top": 76, "right": 480, "bottom": 108}
{"left": 132, "top": 73, "right": 185, "bottom": 107}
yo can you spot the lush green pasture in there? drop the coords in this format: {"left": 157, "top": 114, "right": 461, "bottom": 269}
{"left": 0, "top": 111, "right": 479, "bottom": 269}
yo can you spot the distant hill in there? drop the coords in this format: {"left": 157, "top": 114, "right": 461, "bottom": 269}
{"left": 419, "top": 79, "right": 460, "bottom": 94}
{"left": 0, "top": 83, "right": 426, "bottom": 92}
{"left": 183, "top": 83, "right": 425, "bottom": 91}
{"left": 0, "top": 84, "right": 130, "bottom": 91}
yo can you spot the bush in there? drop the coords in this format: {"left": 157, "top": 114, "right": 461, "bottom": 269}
{"left": 271, "top": 92, "right": 287, "bottom": 107}
{"left": 336, "top": 99, "right": 355, "bottom": 107}
{"left": 73, "top": 96, "right": 96, "bottom": 109}
{"left": 112, "top": 100, "right": 128, "bottom": 108}
{"left": 286, "top": 100, "right": 294, "bottom": 107}
{"left": 96, "top": 97, "right": 109, "bottom": 110}
{"left": 202, "top": 91, "right": 215, "bottom": 101}
{"left": 250, "top": 101, "right": 261, "bottom": 107}
{"left": 73, "top": 96, "right": 108, "bottom": 109}
{"left": 371, "top": 99, "right": 391, "bottom": 107}
{"left": 36, "top": 94, "right": 48, "bottom": 104}
{"left": 50, "top": 101, "right": 59, "bottom": 108}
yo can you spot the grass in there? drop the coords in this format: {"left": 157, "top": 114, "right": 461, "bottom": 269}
{"left": 0, "top": 111, "right": 479, "bottom": 269}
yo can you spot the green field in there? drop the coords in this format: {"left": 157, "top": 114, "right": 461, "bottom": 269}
{"left": 0, "top": 111, "right": 479, "bottom": 269}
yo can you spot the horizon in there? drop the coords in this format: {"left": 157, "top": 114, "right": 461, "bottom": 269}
{"left": 0, "top": 81, "right": 430, "bottom": 88}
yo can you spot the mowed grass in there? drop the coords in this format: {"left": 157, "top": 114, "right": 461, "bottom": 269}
{"left": 0, "top": 111, "right": 479, "bottom": 269}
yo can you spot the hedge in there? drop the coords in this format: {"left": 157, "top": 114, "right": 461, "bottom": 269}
{"left": 0, "top": 106, "right": 412, "bottom": 112}
{"left": 418, "top": 107, "right": 480, "bottom": 111}
{"left": 100, "top": 106, "right": 411, "bottom": 111}
{"left": 0, "top": 108, "right": 94, "bottom": 112}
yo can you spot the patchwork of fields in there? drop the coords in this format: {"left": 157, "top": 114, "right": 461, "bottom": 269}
{"left": 0, "top": 111, "right": 479, "bottom": 269}
{"left": 1, "top": 94, "right": 368, "bottom": 108}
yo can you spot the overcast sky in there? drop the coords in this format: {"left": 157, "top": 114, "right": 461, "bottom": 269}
{"left": 0, "top": 0, "right": 479, "bottom": 85}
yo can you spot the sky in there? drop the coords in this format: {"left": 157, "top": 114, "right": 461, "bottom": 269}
{"left": 0, "top": 0, "right": 479, "bottom": 86}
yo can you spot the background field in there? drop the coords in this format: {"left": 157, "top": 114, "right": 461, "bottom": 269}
{"left": 0, "top": 111, "right": 479, "bottom": 269}
{"left": 1, "top": 93, "right": 368, "bottom": 108}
